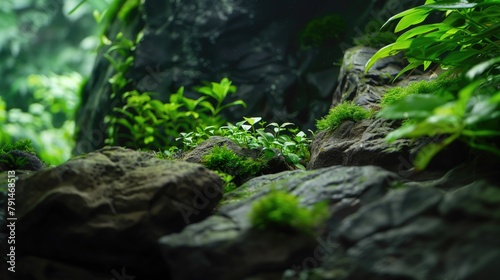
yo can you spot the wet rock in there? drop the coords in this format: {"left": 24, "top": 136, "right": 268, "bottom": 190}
{"left": 14, "top": 146, "right": 222, "bottom": 279}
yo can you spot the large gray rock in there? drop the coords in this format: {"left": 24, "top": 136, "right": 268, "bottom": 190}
{"left": 14, "top": 146, "right": 222, "bottom": 279}
{"left": 159, "top": 165, "right": 396, "bottom": 280}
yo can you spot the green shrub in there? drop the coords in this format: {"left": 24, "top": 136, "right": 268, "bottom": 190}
{"left": 316, "top": 101, "right": 370, "bottom": 131}
{"left": 105, "top": 78, "right": 246, "bottom": 150}
{"left": 249, "top": 190, "right": 328, "bottom": 234}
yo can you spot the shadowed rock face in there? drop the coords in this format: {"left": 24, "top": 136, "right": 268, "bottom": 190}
{"left": 14, "top": 146, "right": 222, "bottom": 279}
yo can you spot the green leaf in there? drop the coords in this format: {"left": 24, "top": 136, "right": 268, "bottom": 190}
{"left": 243, "top": 117, "right": 262, "bottom": 126}
{"left": 395, "top": 9, "right": 432, "bottom": 32}
{"left": 466, "top": 56, "right": 500, "bottom": 79}
{"left": 365, "top": 40, "right": 413, "bottom": 73}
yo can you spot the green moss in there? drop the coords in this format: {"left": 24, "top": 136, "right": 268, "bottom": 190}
{"left": 316, "top": 101, "right": 370, "bottom": 131}
{"left": 300, "top": 14, "right": 345, "bottom": 48}
{"left": 353, "top": 32, "right": 398, "bottom": 48}
{"left": 380, "top": 76, "right": 461, "bottom": 108}
{"left": 249, "top": 190, "right": 328, "bottom": 234}
{"left": 201, "top": 145, "right": 265, "bottom": 186}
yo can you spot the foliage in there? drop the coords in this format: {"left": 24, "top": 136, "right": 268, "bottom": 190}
{"left": 249, "top": 190, "right": 328, "bottom": 234}
{"left": 369, "top": 0, "right": 500, "bottom": 170}
{"left": 365, "top": 0, "right": 500, "bottom": 79}
{"left": 0, "top": 139, "right": 36, "bottom": 155}
{"left": 379, "top": 77, "right": 500, "bottom": 170}
{"left": 380, "top": 76, "right": 460, "bottom": 108}
{"left": 201, "top": 145, "right": 265, "bottom": 186}
{"left": 0, "top": 139, "right": 37, "bottom": 170}
{"left": 316, "top": 101, "right": 370, "bottom": 131}
{"left": 178, "top": 117, "right": 312, "bottom": 170}
{"left": 105, "top": 78, "right": 246, "bottom": 150}
{"left": 353, "top": 31, "right": 398, "bottom": 48}
{"left": 1, "top": 73, "right": 81, "bottom": 165}
{"left": 300, "top": 14, "right": 346, "bottom": 48}
{"left": 0, "top": 0, "right": 108, "bottom": 165}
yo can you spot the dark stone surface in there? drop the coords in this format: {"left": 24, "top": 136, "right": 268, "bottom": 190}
{"left": 159, "top": 165, "right": 396, "bottom": 280}
{"left": 14, "top": 146, "right": 222, "bottom": 279}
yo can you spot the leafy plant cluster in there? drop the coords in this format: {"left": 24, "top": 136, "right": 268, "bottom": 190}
{"left": 106, "top": 78, "right": 246, "bottom": 150}
{"left": 366, "top": 0, "right": 500, "bottom": 170}
{"left": 316, "top": 101, "right": 371, "bottom": 131}
{"left": 178, "top": 117, "right": 312, "bottom": 170}
{"left": 249, "top": 190, "right": 328, "bottom": 234}
{"left": 0, "top": 139, "right": 40, "bottom": 170}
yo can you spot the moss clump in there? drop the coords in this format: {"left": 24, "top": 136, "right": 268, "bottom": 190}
{"left": 316, "top": 101, "right": 370, "bottom": 131}
{"left": 201, "top": 145, "right": 265, "bottom": 186}
{"left": 353, "top": 32, "right": 398, "bottom": 48}
{"left": 380, "top": 76, "right": 460, "bottom": 108}
{"left": 300, "top": 14, "right": 345, "bottom": 48}
{"left": 249, "top": 190, "right": 328, "bottom": 234}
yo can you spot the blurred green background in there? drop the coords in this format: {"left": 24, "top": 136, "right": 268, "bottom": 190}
{"left": 0, "top": 0, "right": 111, "bottom": 165}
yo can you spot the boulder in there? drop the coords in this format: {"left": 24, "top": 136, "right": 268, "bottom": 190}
{"left": 159, "top": 165, "right": 397, "bottom": 280}
{"left": 284, "top": 180, "right": 500, "bottom": 280}
{"left": 14, "top": 146, "right": 222, "bottom": 279}
{"left": 308, "top": 46, "right": 469, "bottom": 174}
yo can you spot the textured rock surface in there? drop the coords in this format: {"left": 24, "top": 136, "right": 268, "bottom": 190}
{"left": 159, "top": 165, "right": 396, "bottom": 280}
{"left": 14, "top": 146, "right": 222, "bottom": 279}
{"left": 308, "top": 46, "right": 469, "bottom": 174}
{"left": 286, "top": 180, "right": 500, "bottom": 280}
{"left": 307, "top": 119, "right": 417, "bottom": 172}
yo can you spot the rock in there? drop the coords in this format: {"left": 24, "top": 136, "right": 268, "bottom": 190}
{"left": 159, "top": 165, "right": 396, "bottom": 280}
{"left": 308, "top": 46, "right": 470, "bottom": 174}
{"left": 14, "top": 146, "right": 222, "bottom": 279}
{"left": 307, "top": 119, "right": 416, "bottom": 172}
{"left": 298, "top": 180, "right": 500, "bottom": 280}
